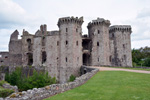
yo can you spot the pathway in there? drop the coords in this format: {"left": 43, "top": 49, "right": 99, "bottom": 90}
{"left": 91, "top": 66, "right": 150, "bottom": 74}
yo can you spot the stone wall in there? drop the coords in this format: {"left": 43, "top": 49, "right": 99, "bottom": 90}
{"left": 0, "top": 52, "right": 9, "bottom": 66}
{"left": 0, "top": 67, "right": 99, "bottom": 100}
{"left": 2, "top": 83, "right": 18, "bottom": 93}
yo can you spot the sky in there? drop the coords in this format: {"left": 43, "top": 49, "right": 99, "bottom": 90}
{"left": 0, "top": 0, "right": 150, "bottom": 51}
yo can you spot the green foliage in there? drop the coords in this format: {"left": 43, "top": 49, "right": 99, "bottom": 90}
{"left": 5, "top": 68, "right": 56, "bottom": 91}
{"left": 0, "top": 86, "right": 14, "bottom": 98}
{"left": 0, "top": 80, "right": 8, "bottom": 86}
{"left": 143, "top": 58, "right": 150, "bottom": 66}
{"left": 132, "top": 46, "right": 150, "bottom": 67}
{"left": 69, "top": 74, "right": 76, "bottom": 82}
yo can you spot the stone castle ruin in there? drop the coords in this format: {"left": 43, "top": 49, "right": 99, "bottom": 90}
{"left": 0, "top": 16, "right": 132, "bottom": 83}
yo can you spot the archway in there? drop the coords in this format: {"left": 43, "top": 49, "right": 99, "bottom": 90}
{"left": 83, "top": 53, "right": 90, "bottom": 66}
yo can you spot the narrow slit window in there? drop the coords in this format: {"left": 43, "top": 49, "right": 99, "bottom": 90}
{"left": 109, "top": 56, "right": 112, "bottom": 62}
{"left": 76, "top": 28, "right": 78, "bottom": 32}
{"left": 97, "top": 42, "right": 99, "bottom": 46}
{"left": 98, "top": 30, "right": 100, "bottom": 34}
{"left": 66, "top": 41, "right": 68, "bottom": 45}
{"left": 66, "top": 57, "right": 67, "bottom": 62}
{"left": 57, "top": 41, "right": 59, "bottom": 46}
{"left": 66, "top": 28, "right": 68, "bottom": 32}
{"left": 76, "top": 41, "right": 78, "bottom": 46}
{"left": 42, "top": 51, "right": 47, "bottom": 64}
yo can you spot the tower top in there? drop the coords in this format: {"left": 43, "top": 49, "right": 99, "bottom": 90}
{"left": 57, "top": 16, "right": 84, "bottom": 27}
{"left": 109, "top": 25, "right": 132, "bottom": 33}
{"left": 87, "top": 18, "right": 110, "bottom": 29}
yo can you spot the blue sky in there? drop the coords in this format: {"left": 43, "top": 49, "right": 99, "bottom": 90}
{"left": 0, "top": 0, "right": 150, "bottom": 51}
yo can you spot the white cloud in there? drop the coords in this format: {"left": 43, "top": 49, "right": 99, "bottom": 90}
{"left": 0, "top": 0, "right": 150, "bottom": 51}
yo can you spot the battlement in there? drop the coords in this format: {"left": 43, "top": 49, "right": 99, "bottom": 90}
{"left": 57, "top": 16, "right": 84, "bottom": 27}
{"left": 87, "top": 18, "right": 110, "bottom": 28}
{"left": 109, "top": 25, "right": 132, "bottom": 32}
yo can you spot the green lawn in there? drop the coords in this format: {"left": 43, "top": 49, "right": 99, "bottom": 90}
{"left": 45, "top": 71, "right": 150, "bottom": 100}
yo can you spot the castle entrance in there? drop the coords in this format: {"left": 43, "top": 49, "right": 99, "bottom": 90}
{"left": 83, "top": 54, "right": 90, "bottom": 66}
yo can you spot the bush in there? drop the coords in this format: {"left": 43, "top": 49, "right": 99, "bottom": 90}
{"left": 0, "top": 80, "right": 8, "bottom": 86}
{"left": 69, "top": 74, "right": 76, "bottom": 82}
{"left": 0, "top": 87, "right": 14, "bottom": 98}
{"left": 5, "top": 68, "right": 56, "bottom": 91}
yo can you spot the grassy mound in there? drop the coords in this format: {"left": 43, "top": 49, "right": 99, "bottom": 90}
{"left": 45, "top": 71, "right": 150, "bottom": 100}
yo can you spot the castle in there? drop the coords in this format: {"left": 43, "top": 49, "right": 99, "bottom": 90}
{"left": 0, "top": 16, "right": 132, "bottom": 83}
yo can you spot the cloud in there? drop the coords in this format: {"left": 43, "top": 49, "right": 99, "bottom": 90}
{"left": 0, "top": 0, "right": 44, "bottom": 51}
{"left": 0, "top": 0, "right": 43, "bottom": 29}
{"left": 127, "top": 8, "right": 150, "bottom": 48}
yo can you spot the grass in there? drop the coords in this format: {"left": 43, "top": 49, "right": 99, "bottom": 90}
{"left": 45, "top": 71, "right": 150, "bottom": 100}
{"left": 0, "top": 86, "right": 14, "bottom": 98}
{"left": 108, "top": 67, "right": 150, "bottom": 71}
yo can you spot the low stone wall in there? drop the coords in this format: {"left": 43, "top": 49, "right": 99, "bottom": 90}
{"left": 0, "top": 67, "right": 99, "bottom": 100}
{"left": 2, "top": 83, "right": 18, "bottom": 93}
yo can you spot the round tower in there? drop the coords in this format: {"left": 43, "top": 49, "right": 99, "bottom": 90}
{"left": 87, "top": 18, "right": 111, "bottom": 66}
{"left": 109, "top": 25, "right": 132, "bottom": 67}
{"left": 58, "top": 16, "right": 83, "bottom": 83}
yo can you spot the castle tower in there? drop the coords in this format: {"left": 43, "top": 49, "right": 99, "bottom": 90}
{"left": 109, "top": 25, "right": 132, "bottom": 67}
{"left": 87, "top": 18, "right": 111, "bottom": 66}
{"left": 58, "top": 17, "right": 83, "bottom": 83}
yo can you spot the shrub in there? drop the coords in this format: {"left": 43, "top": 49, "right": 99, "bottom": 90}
{"left": 69, "top": 74, "right": 76, "bottom": 82}
{"left": 0, "top": 87, "right": 14, "bottom": 98}
{"left": 0, "top": 80, "right": 8, "bottom": 86}
{"left": 5, "top": 68, "right": 56, "bottom": 91}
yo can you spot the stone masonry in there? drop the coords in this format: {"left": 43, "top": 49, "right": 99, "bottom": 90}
{"left": 0, "top": 16, "right": 132, "bottom": 83}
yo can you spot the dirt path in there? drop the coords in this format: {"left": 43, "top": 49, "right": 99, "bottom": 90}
{"left": 91, "top": 66, "right": 150, "bottom": 74}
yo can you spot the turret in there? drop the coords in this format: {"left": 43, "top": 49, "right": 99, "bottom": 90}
{"left": 40, "top": 24, "right": 47, "bottom": 35}
{"left": 57, "top": 16, "right": 83, "bottom": 28}
{"left": 58, "top": 16, "right": 83, "bottom": 83}
{"left": 109, "top": 25, "right": 132, "bottom": 33}
{"left": 109, "top": 25, "right": 132, "bottom": 67}
{"left": 87, "top": 18, "right": 111, "bottom": 66}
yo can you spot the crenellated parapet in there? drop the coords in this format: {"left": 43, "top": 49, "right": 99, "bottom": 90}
{"left": 87, "top": 18, "right": 110, "bottom": 29}
{"left": 109, "top": 25, "right": 132, "bottom": 33}
{"left": 57, "top": 16, "right": 84, "bottom": 27}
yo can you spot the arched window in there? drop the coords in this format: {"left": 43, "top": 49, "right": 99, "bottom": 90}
{"left": 27, "top": 38, "right": 32, "bottom": 51}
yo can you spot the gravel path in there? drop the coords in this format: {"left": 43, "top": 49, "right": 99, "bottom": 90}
{"left": 92, "top": 66, "right": 150, "bottom": 74}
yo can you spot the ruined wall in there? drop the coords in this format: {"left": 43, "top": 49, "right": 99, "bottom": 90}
{"left": 0, "top": 52, "right": 9, "bottom": 66}
{"left": 88, "top": 18, "right": 111, "bottom": 66}
{"left": 58, "top": 17, "right": 83, "bottom": 83}
{"left": 22, "top": 30, "right": 34, "bottom": 66}
{"left": 33, "top": 37, "right": 42, "bottom": 66}
{"left": 33, "top": 25, "right": 47, "bottom": 67}
{"left": 109, "top": 25, "right": 132, "bottom": 67}
{"left": 45, "top": 31, "right": 60, "bottom": 80}
{"left": 9, "top": 30, "right": 22, "bottom": 66}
